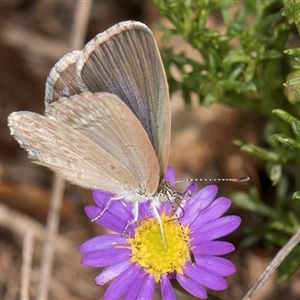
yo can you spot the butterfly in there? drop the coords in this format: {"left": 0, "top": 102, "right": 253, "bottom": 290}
{"left": 8, "top": 21, "right": 173, "bottom": 243}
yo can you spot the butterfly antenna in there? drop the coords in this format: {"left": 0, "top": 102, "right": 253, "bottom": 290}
{"left": 173, "top": 176, "right": 250, "bottom": 184}
{"left": 166, "top": 191, "right": 196, "bottom": 266}
{"left": 175, "top": 198, "right": 186, "bottom": 220}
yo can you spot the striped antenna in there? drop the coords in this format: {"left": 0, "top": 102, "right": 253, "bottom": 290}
{"left": 173, "top": 176, "right": 250, "bottom": 184}
{"left": 166, "top": 190, "right": 196, "bottom": 266}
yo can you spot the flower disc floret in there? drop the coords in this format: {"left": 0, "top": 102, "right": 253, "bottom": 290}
{"left": 127, "top": 212, "right": 191, "bottom": 282}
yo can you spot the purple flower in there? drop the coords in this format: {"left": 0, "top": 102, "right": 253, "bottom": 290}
{"left": 79, "top": 167, "right": 241, "bottom": 299}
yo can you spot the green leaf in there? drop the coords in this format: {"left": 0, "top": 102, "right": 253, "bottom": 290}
{"left": 231, "top": 190, "right": 278, "bottom": 219}
{"left": 271, "top": 133, "right": 300, "bottom": 149}
{"left": 234, "top": 140, "right": 280, "bottom": 162}
{"left": 284, "top": 75, "right": 300, "bottom": 88}
{"left": 270, "top": 220, "right": 298, "bottom": 235}
{"left": 291, "top": 121, "right": 300, "bottom": 140}
{"left": 284, "top": 47, "right": 300, "bottom": 56}
{"left": 272, "top": 109, "right": 300, "bottom": 127}
{"left": 259, "top": 49, "right": 283, "bottom": 60}
{"left": 223, "top": 49, "right": 251, "bottom": 64}
{"left": 276, "top": 246, "right": 300, "bottom": 285}
{"left": 268, "top": 163, "right": 282, "bottom": 185}
{"left": 292, "top": 191, "right": 300, "bottom": 199}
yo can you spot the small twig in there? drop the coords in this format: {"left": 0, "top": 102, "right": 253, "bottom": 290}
{"left": 36, "top": 176, "right": 65, "bottom": 300}
{"left": 0, "top": 203, "right": 94, "bottom": 298}
{"left": 20, "top": 232, "right": 34, "bottom": 300}
{"left": 0, "top": 23, "right": 70, "bottom": 60}
{"left": 0, "top": 203, "right": 74, "bottom": 253}
{"left": 70, "top": 0, "right": 93, "bottom": 49}
{"left": 242, "top": 228, "right": 300, "bottom": 300}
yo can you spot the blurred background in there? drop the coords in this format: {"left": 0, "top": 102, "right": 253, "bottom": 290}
{"left": 0, "top": 1, "right": 299, "bottom": 299}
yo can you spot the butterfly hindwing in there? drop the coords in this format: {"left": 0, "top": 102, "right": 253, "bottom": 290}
{"left": 45, "top": 50, "right": 82, "bottom": 106}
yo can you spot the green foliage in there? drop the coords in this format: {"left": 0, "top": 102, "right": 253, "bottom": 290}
{"left": 277, "top": 246, "right": 300, "bottom": 285}
{"left": 153, "top": 0, "right": 290, "bottom": 111}
{"left": 153, "top": 0, "right": 300, "bottom": 289}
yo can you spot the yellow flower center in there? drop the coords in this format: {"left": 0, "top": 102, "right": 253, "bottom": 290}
{"left": 126, "top": 212, "right": 192, "bottom": 282}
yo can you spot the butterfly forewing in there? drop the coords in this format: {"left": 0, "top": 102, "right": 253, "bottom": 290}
{"left": 75, "top": 21, "right": 170, "bottom": 179}
{"left": 45, "top": 92, "right": 160, "bottom": 194}
{"left": 8, "top": 92, "right": 161, "bottom": 196}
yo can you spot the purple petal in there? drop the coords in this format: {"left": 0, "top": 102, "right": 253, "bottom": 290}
{"left": 168, "top": 271, "right": 177, "bottom": 280}
{"left": 195, "top": 256, "right": 236, "bottom": 276}
{"left": 92, "top": 190, "right": 133, "bottom": 215}
{"left": 78, "top": 234, "right": 128, "bottom": 254}
{"left": 92, "top": 190, "right": 112, "bottom": 207}
{"left": 184, "top": 262, "right": 228, "bottom": 291}
{"left": 84, "top": 205, "right": 134, "bottom": 236}
{"left": 164, "top": 166, "right": 176, "bottom": 183}
{"left": 136, "top": 274, "right": 155, "bottom": 299}
{"left": 182, "top": 185, "right": 218, "bottom": 225}
{"left": 176, "top": 182, "right": 197, "bottom": 216}
{"left": 81, "top": 248, "right": 129, "bottom": 267}
{"left": 138, "top": 201, "right": 174, "bottom": 221}
{"left": 103, "top": 264, "right": 142, "bottom": 300}
{"left": 124, "top": 272, "right": 147, "bottom": 300}
{"left": 183, "top": 181, "right": 197, "bottom": 199}
{"left": 190, "top": 197, "right": 232, "bottom": 228}
{"left": 161, "top": 274, "right": 176, "bottom": 300}
{"left": 191, "top": 216, "right": 241, "bottom": 241}
{"left": 192, "top": 241, "right": 235, "bottom": 255}
{"left": 158, "top": 202, "right": 173, "bottom": 215}
{"left": 92, "top": 190, "right": 135, "bottom": 228}
{"left": 95, "top": 259, "right": 132, "bottom": 285}
{"left": 176, "top": 273, "right": 207, "bottom": 299}
{"left": 138, "top": 201, "right": 153, "bottom": 220}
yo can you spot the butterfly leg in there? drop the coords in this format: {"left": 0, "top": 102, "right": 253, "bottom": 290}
{"left": 91, "top": 196, "right": 113, "bottom": 222}
{"left": 122, "top": 201, "right": 139, "bottom": 236}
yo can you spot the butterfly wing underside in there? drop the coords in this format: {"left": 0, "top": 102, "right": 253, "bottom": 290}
{"left": 8, "top": 92, "right": 160, "bottom": 195}
{"left": 45, "top": 51, "right": 82, "bottom": 106}
{"left": 75, "top": 21, "right": 170, "bottom": 179}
